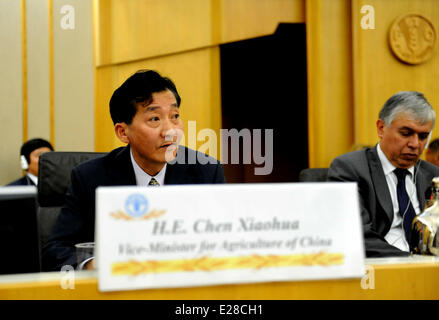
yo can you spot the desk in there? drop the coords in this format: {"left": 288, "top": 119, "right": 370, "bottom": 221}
{"left": 0, "top": 256, "right": 438, "bottom": 300}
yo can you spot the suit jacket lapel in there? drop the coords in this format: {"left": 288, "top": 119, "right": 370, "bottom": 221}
{"left": 415, "top": 163, "right": 427, "bottom": 210}
{"left": 164, "top": 146, "right": 197, "bottom": 185}
{"left": 367, "top": 147, "right": 394, "bottom": 223}
{"left": 164, "top": 163, "right": 187, "bottom": 184}
{"left": 110, "top": 145, "right": 137, "bottom": 186}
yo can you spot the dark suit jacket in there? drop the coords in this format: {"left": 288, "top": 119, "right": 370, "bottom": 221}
{"left": 42, "top": 145, "right": 226, "bottom": 271}
{"left": 6, "top": 175, "right": 35, "bottom": 186}
{"left": 328, "top": 146, "right": 439, "bottom": 257}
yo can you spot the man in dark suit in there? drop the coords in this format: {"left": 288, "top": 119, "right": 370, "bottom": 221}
{"left": 328, "top": 91, "right": 439, "bottom": 257}
{"left": 6, "top": 138, "right": 54, "bottom": 186}
{"left": 42, "top": 70, "right": 225, "bottom": 271}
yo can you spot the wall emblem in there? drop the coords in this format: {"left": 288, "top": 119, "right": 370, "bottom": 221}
{"left": 389, "top": 14, "right": 436, "bottom": 65}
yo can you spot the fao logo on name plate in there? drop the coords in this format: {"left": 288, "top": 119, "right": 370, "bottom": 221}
{"left": 110, "top": 193, "right": 166, "bottom": 221}
{"left": 125, "top": 194, "right": 149, "bottom": 218}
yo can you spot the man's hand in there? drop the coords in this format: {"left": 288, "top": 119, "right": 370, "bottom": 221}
{"left": 83, "top": 258, "right": 95, "bottom": 270}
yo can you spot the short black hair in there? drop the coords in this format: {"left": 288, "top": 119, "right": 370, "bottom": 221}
{"left": 109, "top": 69, "right": 181, "bottom": 125}
{"left": 20, "top": 138, "right": 54, "bottom": 164}
{"left": 428, "top": 138, "right": 439, "bottom": 152}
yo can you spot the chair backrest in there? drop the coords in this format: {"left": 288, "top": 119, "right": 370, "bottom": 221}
{"left": 298, "top": 168, "right": 329, "bottom": 182}
{"left": 37, "top": 152, "right": 106, "bottom": 257}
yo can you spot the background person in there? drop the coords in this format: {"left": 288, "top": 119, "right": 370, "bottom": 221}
{"left": 42, "top": 70, "right": 226, "bottom": 271}
{"left": 6, "top": 138, "right": 54, "bottom": 186}
{"left": 328, "top": 91, "right": 439, "bottom": 257}
{"left": 425, "top": 138, "right": 439, "bottom": 167}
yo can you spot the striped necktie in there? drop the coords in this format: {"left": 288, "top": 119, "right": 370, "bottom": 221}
{"left": 148, "top": 177, "right": 160, "bottom": 186}
{"left": 393, "top": 168, "right": 416, "bottom": 246}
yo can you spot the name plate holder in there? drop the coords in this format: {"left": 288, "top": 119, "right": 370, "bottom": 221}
{"left": 96, "top": 183, "right": 365, "bottom": 292}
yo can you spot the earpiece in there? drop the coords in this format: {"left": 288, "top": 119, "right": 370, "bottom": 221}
{"left": 20, "top": 155, "right": 28, "bottom": 170}
{"left": 425, "top": 132, "right": 432, "bottom": 150}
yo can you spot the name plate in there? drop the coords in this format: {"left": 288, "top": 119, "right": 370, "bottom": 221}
{"left": 96, "top": 183, "right": 365, "bottom": 292}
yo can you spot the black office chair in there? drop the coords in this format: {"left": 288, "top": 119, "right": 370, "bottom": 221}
{"left": 298, "top": 168, "right": 329, "bottom": 182}
{"left": 37, "top": 151, "right": 106, "bottom": 267}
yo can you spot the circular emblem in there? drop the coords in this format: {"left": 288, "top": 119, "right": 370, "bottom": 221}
{"left": 125, "top": 194, "right": 149, "bottom": 218}
{"left": 388, "top": 14, "right": 436, "bottom": 65}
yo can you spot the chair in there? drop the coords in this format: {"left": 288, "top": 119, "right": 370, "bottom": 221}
{"left": 37, "top": 151, "right": 106, "bottom": 265}
{"left": 298, "top": 168, "right": 329, "bottom": 182}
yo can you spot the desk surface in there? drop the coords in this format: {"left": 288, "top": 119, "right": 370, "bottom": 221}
{"left": 0, "top": 256, "right": 438, "bottom": 300}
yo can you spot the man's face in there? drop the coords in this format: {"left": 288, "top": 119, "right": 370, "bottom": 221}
{"left": 27, "top": 147, "right": 52, "bottom": 176}
{"left": 118, "top": 89, "right": 183, "bottom": 175}
{"left": 377, "top": 113, "right": 433, "bottom": 169}
{"left": 426, "top": 149, "right": 439, "bottom": 167}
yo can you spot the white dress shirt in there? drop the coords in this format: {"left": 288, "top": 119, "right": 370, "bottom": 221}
{"left": 377, "top": 144, "right": 420, "bottom": 252}
{"left": 78, "top": 150, "right": 167, "bottom": 270}
{"left": 130, "top": 149, "right": 166, "bottom": 186}
{"left": 27, "top": 173, "right": 38, "bottom": 186}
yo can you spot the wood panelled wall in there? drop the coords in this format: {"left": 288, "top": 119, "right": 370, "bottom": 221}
{"left": 306, "top": 0, "right": 354, "bottom": 168}
{"left": 308, "top": 0, "right": 439, "bottom": 167}
{"left": 0, "top": 1, "right": 23, "bottom": 185}
{"left": 93, "top": 0, "right": 305, "bottom": 153}
{"left": 2, "top": 0, "right": 439, "bottom": 184}
{"left": 0, "top": 0, "right": 94, "bottom": 185}
{"left": 353, "top": 0, "right": 439, "bottom": 147}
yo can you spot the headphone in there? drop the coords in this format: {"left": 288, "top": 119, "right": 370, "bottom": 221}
{"left": 424, "top": 131, "right": 433, "bottom": 150}
{"left": 425, "top": 132, "right": 432, "bottom": 150}
{"left": 20, "top": 155, "right": 29, "bottom": 170}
